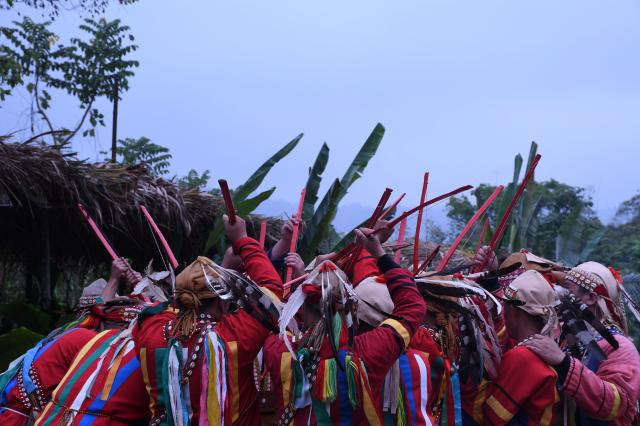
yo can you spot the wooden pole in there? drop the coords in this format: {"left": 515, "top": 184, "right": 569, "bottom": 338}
{"left": 111, "top": 79, "right": 119, "bottom": 163}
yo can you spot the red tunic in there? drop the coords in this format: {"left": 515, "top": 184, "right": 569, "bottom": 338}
{"left": 133, "top": 237, "right": 283, "bottom": 425}
{"left": 482, "top": 345, "right": 560, "bottom": 426}
{"left": 34, "top": 328, "right": 150, "bottom": 426}
{"left": 0, "top": 328, "right": 96, "bottom": 426}
{"left": 263, "top": 256, "right": 426, "bottom": 424}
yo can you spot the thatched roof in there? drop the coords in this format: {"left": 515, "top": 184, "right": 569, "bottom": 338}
{"left": 0, "top": 140, "right": 281, "bottom": 269}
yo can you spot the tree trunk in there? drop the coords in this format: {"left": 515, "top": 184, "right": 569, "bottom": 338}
{"left": 39, "top": 209, "right": 51, "bottom": 310}
{"left": 111, "top": 80, "right": 119, "bottom": 163}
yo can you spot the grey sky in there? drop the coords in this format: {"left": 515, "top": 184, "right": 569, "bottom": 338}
{"left": 2, "top": 1, "right": 639, "bottom": 229}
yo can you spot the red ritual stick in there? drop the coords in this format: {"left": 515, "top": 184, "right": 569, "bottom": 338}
{"left": 393, "top": 215, "right": 408, "bottom": 263}
{"left": 285, "top": 188, "right": 307, "bottom": 284}
{"left": 382, "top": 185, "right": 473, "bottom": 231}
{"left": 259, "top": 219, "right": 268, "bottom": 249}
{"left": 380, "top": 193, "right": 406, "bottom": 219}
{"left": 435, "top": 185, "right": 504, "bottom": 273}
{"left": 413, "top": 172, "right": 430, "bottom": 273}
{"left": 218, "top": 179, "right": 237, "bottom": 224}
{"left": 140, "top": 205, "right": 179, "bottom": 269}
{"left": 416, "top": 244, "right": 441, "bottom": 275}
{"left": 476, "top": 154, "right": 541, "bottom": 272}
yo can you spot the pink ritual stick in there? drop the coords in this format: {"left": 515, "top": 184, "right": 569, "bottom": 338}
{"left": 259, "top": 219, "right": 268, "bottom": 249}
{"left": 78, "top": 203, "right": 119, "bottom": 260}
{"left": 285, "top": 188, "right": 307, "bottom": 285}
{"left": 140, "top": 205, "right": 179, "bottom": 269}
{"left": 218, "top": 179, "right": 237, "bottom": 224}
{"left": 394, "top": 216, "right": 408, "bottom": 263}
{"left": 413, "top": 172, "right": 429, "bottom": 273}
{"left": 436, "top": 185, "right": 504, "bottom": 273}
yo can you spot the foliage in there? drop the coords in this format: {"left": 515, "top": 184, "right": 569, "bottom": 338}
{"left": 297, "top": 123, "right": 385, "bottom": 262}
{"left": 116, "top": 137, "right": 172, "bottom": 176}
{"left": 0, "top": 327, "right": 44, "bottom": 371}
{"left": 0, "top": 16, "right": 138, "bottom": 143}
{"left": 203, "top": 134, "right": 302, "bottom": 257}
{"left": 0, "top": 302, "right": 52, "bottom": 334}
{"left": 591, "top": 193, "right": 640, "bottom": 273}
{"left": 0, "top": 0, "right": 138, "bottom": 18}
{"left": 446, "top": 142, "right": 604, "bottom": 262}
{"left": 178, "top": 169, "right": 211, "bottom": 190}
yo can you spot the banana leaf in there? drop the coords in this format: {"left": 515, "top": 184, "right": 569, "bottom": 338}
{"left": 298, "top": 123, "right": 385, "bottom": 261}
{"left": 302, "top": 143, "right": 329, "bottom": 222}
{"left": 340, "top": 123, "right": 384, "bottom": 188}
{"left": 237, "top": 187, "right": 277, "bottom": 216}
{"left": 330, "top": 204, "right": 399, "bottom": 254}
{"left": 298, "top": 179, "right": 344, "bottom": 261}
{"left": 233, "top": 133, "right": 302, "bottom": 201}
{"left": 492, "top": 153, "right": 523, "bottom": 250}
{"left": 508, "top": 142, "right": 539, "bottom": 249}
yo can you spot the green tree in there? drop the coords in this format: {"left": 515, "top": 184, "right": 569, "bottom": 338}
{"left": 1, "top": 17, "right": 138, "bottom": 145}
{"left": 116, "top": 137, "right": 172, "bottom": 176}
{"left": 591, "top": 193, "right": 640, "bottom": 273}
{"left": 178, "top": 169, "right": 211, "bottom": 190}
{"left": 0, "top": 0, "right": 138, "bottom": 17}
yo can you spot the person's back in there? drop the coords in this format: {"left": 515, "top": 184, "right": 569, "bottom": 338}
{"left": 34, "top": 327, "right": 150, "bottom": 426}
{"left": 0, "top": 328, "right": 96, "bottom": 425}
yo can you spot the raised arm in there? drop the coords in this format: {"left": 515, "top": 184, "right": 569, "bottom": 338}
{"left": 225, "top": 214, "right": 283, "bottom": 301}
{"left": 353, "top": 223, "right": 426, "bottom": 383}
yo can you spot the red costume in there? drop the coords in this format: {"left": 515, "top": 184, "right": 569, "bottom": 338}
{"left": 0, "top": 328, "right": 96, "bottom": 425}
{"left": 263, "top": 254, "right": 426, "bottom": 425}
{"left": 34, "top": 327, "right": 150, "bottom": 426}
{"left": 482, "top": 344, "right": 560, "bottom": 425}
{"left": 133, "top": 236, "right": 283, "bottom": 425}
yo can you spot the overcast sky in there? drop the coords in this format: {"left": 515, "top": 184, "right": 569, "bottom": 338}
{"left": 2, "top": 1, "right": 639, "bottom": 228}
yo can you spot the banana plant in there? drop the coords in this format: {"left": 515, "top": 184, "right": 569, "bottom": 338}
{"left": 297, "top": 123, "right": 385, "bottom": 262}
{"left": 203, "top": 133, "right": 302, "bottom": 257}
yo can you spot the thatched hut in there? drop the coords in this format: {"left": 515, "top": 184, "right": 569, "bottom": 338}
{"left": 0, "top": 139, "right": 281, "bottom": 309}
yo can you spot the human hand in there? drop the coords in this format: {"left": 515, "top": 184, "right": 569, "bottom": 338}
{"left": 223, "top": 214, "right": 247, "bottom": 243}
{"left": 355, "top": 227, "right": 385, "bottom": 259}
{"left": 285, "top": 253, "right": 305, "bottom": 279}
{"left": 523, "top": 334, "right": 566, "bottom": 366}
{"left": 474, "top": 245, "right": 498, "bottom": 271}
{"left": 110, "top": 258, "right": 130, "bottom": 282}
{"left": 373, "top": 219, "right": 393, "bottom": 244}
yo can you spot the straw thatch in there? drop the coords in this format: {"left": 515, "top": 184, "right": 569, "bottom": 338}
{"left": 0, "top": 139, "right": 281, "bottom": 270}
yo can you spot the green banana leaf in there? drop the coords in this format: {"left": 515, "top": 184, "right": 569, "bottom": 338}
{"left": 493, "top": 153, "right": 523, "bottom": 250}
{"left": 298, "top": 123, "right": 385, "bottom": 261}
{"left": 330, "top": 204, "right": 399, "bottom": 254}
{"left": 340, "top": 123, "right": 384, "bottom": 188}
{"left": 302, "top": 143, "right": 330, "bottom": 222}
{"left": 298, "top": 179, "right": 344, "bottom": 261}
{"left": 202, "top": 134, "right": 301, "bottom": 255}
{"left": 233, "top": 133, "right": 302, "bottom": 201}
